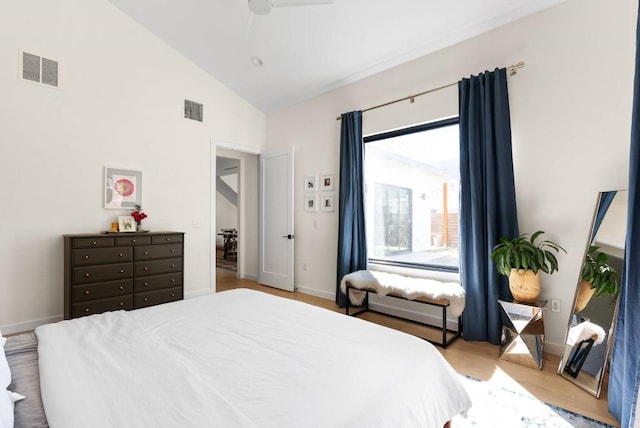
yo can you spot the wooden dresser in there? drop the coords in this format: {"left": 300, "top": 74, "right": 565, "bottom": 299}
{"left": 63, "top": 231, "right": 185, "bottom": 319}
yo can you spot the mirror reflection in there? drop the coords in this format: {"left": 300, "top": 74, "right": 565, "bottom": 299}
{"left": 558, "top": 190, "right": 627, "bottom": 398}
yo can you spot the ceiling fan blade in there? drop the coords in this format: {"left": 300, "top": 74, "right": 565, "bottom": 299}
{"left": 244, "top": 12, "right": 255, "bottom": 39}
{"left": 272, "top": 0, "right": 333, "bottom": 8}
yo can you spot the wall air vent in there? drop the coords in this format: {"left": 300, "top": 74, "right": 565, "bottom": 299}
{"left": 20, "top": 51, "right": 59, "bottom": 88}
{"left": 184, "top": 99, "right": 203, "bottom": 122}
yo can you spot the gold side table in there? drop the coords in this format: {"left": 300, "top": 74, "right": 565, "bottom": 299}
{"left": 498, "top": 299, "right": 547, "bottom": 370}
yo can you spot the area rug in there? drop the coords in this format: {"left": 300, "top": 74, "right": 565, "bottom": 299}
{"left": 454, "top": 374, "right": 616, "bottom": 427}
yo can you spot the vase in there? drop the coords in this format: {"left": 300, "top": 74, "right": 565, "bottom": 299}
{"left": 136, "top": 221, "right": 143, "bottom": 231}
{"left": 574, "top": 280, "right": 596, "bottom": 312}
{"left": 508, "top": 269, "right": 541, "bottom": 303}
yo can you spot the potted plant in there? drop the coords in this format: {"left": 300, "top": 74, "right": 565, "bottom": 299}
{"left": 574, "top": 245, "right": 620, "bottom": 312}
{"left": 490, "top": 230, "right": 567, "bottom": 302}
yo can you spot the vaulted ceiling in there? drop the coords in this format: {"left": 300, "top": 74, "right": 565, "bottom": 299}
{"left": 108, "top": 0, "right": 568, "bottom": 113}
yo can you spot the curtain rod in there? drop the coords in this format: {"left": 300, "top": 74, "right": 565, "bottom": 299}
{"left": 335, "top": 61, "right": 525, "bottom": 121}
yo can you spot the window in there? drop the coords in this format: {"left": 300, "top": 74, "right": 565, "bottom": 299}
{"left": 364, "top": 117, "right": 459, "bottom": 272}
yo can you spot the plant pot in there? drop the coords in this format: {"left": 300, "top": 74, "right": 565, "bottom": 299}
{"left": 575, "top": 280, "right": 596, "bottom": 313}
{"left": 508, "top": 269, "right": 541, "bottom": 303}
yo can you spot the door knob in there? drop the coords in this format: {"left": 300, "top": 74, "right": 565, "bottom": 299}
{"left": 281, "top": 234, "right": 294, "bottom": 239}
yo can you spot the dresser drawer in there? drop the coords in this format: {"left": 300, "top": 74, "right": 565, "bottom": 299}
{"left": 115, "top": 236, "right": 151, "bottom": 246}
{"left": 72, "top": 279, "right": 133, "bottom": 302}
{"left": 71, "top": 295, "right": 134, "bottom": 318}
{"left": 134, "top": 258, "right": 182, "bottom": 277}
{"left": 134, "top": 243, "right": 182, "bottom": 261}
{"left": 134, "top": 286, "right": 183, "bottom": 309}
{"left": 151, "top": 234, "right": 183, "bottom": 245}
{"left": 134, "top": 273, "right": 182, "bottom": 293}
{"left": 72, "top": 237, "right": 114, "bottom": 249}
{"left": 73, "top": 262, "right": 133, "bottom": 285}
{"left": 72, "top": 247, "right": 133, "bottom": 266}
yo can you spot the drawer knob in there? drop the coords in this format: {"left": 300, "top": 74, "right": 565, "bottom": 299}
{"left": 171, "top": 293, "right": 175, "bottom": 297}
{"left": 144, "top": 298, "right": 148, "bottom": 302}
{"left": 171, "top": 279, "right": 176, "bottom": 283}
{"left": 132, "top": 239, "right": 137, "bottom": 243}
{"left": 120, "top": 302, "right": 124, "bottom": 306}
{"left": 144, "top": 251, "right": 149, "bottom": 255}
{"left": 166, "top": 238, "right": 171, "bottom": 241}
{"left": 92, "top": 241, "right": 97, "bottom": 245}
{"left": 171, "top": 250, "right": 175, "bottom": 253}
{"left": 119, "top": 253, "right": 123, "bottom": 257}
{"left": 171, "top": 264, "right": 175, "bottom": 268}
{"left": 84, "top": 255, "right": 89, "bottom": 259}
{"left": 85, "top": 273, "right": 90, "bottom": 277}
{"left": 144, "top": 267, "right": 148, "bottom": 271}
{"left": 85, "top": 308, "right": 90, "bottom": 312}
{"left": 119, "top": 286, "right": 124, "bottom": 290}
{"left": 120, "top": 269, "right": 124, "bottom": 273}
{"left": 144, "top": 282, "right": 149, "bottom": 286}
{"left": 85, "top": 291, "right": 90, "bottom": 295}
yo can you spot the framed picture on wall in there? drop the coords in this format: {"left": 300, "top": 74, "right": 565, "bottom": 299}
{"left": 304, "top": 175, "right": 318, "bottom": 191}
{"left": 105, "top": 167, "right": 142, "bottom": 209}
{"left": 304, "top": 194, "right": 318, "bottom": 212}
{"left": 320, "top": 193, "right": 335, "bottom": 212}
{"left": 320, "top": 174, "right": 334, "bottom": 191}
{"left": 118, "top": 216, "right": 137, "bottom": 232}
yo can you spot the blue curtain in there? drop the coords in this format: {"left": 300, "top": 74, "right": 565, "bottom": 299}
{"left": 609, "top": 5, "right": 640, "bottom": 425}
{"left": 590, "top": 191, "right": 617, "bottom": 243}
{"left": 458, "top": 68, "right": 519, "bottom": 344}
{"left": 336, "top": 111, "right": 367, "bottom": 307}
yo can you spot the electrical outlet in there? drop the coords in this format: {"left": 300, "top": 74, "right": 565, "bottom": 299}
{"left": 551, "top": 299, "right": 560, "bottom": 312}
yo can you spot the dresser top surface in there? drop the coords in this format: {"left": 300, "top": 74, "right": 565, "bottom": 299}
{"left": 64, "top": 231, "right": 184, "bottom": 238}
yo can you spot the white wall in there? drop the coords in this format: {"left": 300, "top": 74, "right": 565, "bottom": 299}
{"left": 0, "top": 0, "right": 265, "bottom": 332}
{"left": 266, "top": 0, "right": 635, "bottom": 348}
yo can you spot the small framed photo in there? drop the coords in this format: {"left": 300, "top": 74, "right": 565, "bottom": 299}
{"left": 118, "top": 216, "right": 137, "bottom": 232}
{"left": 105, "top": 167, "right": 142, "bottom": 209}
{"left": 320, "top": 193, "right": 335, "bottom": 212}
{"left": 304, "top": 194, "right": 318, "bottom": 212}
{"left": 304, "top": 175, "right": 318, "bottom": 191}
{"left": 320, "top": 174, "right": 334, "bottom": 191}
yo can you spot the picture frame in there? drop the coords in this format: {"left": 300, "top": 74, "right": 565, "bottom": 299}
{"left": 320, "top": 174, "right": 334, "bottom": 191}
{"left": 320, "top": 193, "right": 335, "bottom": 212}
{"left": 304, "top": 175, "right": 318, "bottom": 192}
{"left": 105, "top": 167, "right": 142, "bottom": 209}
{"left": 118, "top": 215, "right": 137, "bottom": 232}
{"left": 304, "top": 194, "right": 318, "bottom": 212}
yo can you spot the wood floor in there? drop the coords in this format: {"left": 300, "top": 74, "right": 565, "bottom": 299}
{"left": 216, "top": 268, "right": 619, "bottom": 426}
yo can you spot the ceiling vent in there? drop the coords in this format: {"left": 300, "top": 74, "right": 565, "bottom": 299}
{"left": 184, "top": 99, "right": 203, "bottom": 122}
{"left": 20, "top": 51, "right": 58, "bottom": 88}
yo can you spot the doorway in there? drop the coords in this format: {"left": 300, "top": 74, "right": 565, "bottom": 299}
{"left": 213, "top": 145, "right": 260, "bottom": 291}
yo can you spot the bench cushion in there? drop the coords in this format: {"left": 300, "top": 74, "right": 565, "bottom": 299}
{"left": 340, "top": 270, "right": 465, "bottom": 317}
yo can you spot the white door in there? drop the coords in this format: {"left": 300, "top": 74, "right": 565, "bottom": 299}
{"left": 259, "top": 148, "right": 294, "bottom": 291}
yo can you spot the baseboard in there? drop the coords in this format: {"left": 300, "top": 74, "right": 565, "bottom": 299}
{"left": 544, "top": 341, "right": 562, "bottom": 356}
{"left": 239, "top": 273, "right": 257, "bottom": 281}
{"left": 294, "top": 285, "right": 334, "bottom": 301}
{"left": 0, "top": 315, "right": 63, "bottom": 336}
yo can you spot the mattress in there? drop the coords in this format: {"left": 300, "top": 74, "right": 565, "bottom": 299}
{"left": 36, "top": 288, "right": 471, "bottom": 427}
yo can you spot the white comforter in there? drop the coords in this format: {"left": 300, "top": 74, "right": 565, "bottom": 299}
{"left": 36, "top": 289, "right": 471, "bottom": 428}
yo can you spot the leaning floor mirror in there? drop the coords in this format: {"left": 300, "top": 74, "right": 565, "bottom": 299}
{"left": 557, "top": 190, "right": 627, "bottom": 398}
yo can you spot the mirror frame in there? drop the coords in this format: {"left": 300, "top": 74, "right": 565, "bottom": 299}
{"left": 556, "top": 190, "right": 625, "bottom": 398}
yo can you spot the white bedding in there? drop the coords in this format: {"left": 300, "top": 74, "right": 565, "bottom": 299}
{"left": 36, "top": 288, "right": 471, "bottom": 428}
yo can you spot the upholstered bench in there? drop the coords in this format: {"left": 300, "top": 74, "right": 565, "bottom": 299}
{"left": 340, "top": 270, "right": 465, "bottom": 347}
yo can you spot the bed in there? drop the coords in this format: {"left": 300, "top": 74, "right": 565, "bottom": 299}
{"left": 4, "top": 288, "right": 471, "bottom": 428}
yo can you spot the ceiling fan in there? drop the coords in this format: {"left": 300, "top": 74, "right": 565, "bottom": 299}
{"left": 245, "top": 0, "right": 333, "bottom": 38}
